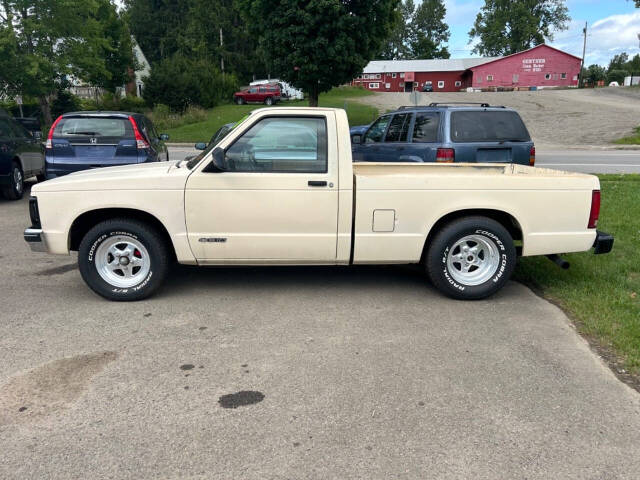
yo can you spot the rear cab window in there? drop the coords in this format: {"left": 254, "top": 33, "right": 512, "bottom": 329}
{"left": 53, "top": 117, "right": 134, "bottom": 139}
{"left": 450, "top": 110, "right": 530, "bottom": 143}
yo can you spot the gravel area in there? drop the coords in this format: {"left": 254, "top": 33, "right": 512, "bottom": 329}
{"left": 363, "top": 88, "right": 640, "bottom": 149}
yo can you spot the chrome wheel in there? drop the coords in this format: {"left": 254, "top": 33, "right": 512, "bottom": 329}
{"left": 446, "top": 234, "right": 500, "bottom": 286}
{"left": 94, "top": 236, "right": 150, "bottom": 288}
{"left": 13, "top": 167, "right": 23, "bottom": 194}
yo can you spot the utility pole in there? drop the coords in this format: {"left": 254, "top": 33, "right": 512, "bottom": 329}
{"left": 220, "top": 28, "right": 225, "bottom": 81}
{"left": 579, "top": 22, "right": 587, "bottom": 88}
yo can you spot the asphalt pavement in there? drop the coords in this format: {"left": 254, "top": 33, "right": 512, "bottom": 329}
{"left": 168, "top": 145, "right": 640, "bottom": 174}
{"left": 1, "top": 185, "right": 639, "bottom": 479}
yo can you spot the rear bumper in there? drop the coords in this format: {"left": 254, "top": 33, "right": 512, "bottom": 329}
{"left": 593, "top": 230, "right": 614, "bottom": 254}
{"left": 24, "top": 227, "right": 47, "bottom": 252}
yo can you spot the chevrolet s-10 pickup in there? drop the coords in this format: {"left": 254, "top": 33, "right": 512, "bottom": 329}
{"left": 24, "top": 107, "right": 613, "bottom": 301}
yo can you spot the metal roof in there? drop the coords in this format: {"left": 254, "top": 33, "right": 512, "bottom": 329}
{"left": 362, "top": 57, "right": 501, "bottom": 74}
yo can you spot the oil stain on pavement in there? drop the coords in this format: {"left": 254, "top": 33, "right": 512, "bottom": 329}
{"left": 218, "top": 391, "right": 265, "bottom": 409}
{"left": 0, "top": 351, "right": 117, "bottom": 425}
{"left": 35, "top": 263, "right": 77, "bottom": 276}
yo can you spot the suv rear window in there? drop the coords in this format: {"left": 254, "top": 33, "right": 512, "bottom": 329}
{"left": 450, "top": 111, "right": 530, "bottom": 143}
{"left": 54, "top": 117, "right": 134, "bottom": 138}
{"left": 412, "top": 112, "right": 439, "bottom": 143}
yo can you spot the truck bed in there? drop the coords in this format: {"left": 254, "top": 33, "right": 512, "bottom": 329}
{"left": 351, "top": 163, "right": 598, "bottom": 263}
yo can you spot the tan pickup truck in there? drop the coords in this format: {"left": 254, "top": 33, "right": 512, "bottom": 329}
{"left": 24, "top": 107, "right": 613, "bottom": 301}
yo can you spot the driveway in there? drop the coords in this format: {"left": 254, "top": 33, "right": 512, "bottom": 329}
{"left": 1, "top": 186, "right": 639, "bottom": 479}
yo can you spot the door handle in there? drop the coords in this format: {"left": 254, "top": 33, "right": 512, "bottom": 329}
{"left": 308, "top": 180, "right": 327, "bottom": 187}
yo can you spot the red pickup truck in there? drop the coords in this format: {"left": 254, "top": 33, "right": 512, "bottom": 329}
{"left": 234, "top": 84, "right": 281, "bottom": 105}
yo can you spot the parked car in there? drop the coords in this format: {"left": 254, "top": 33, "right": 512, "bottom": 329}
{"left": 351, "top": 103, "right": 535, "bottom": 166}
{"left": 250, "top": 79, "right": 304, "bottom": 100}
{"left": 0, "top": 113, "right": 45, "bottom": 200}
{"left": 26, "top": 107, "right": 612, "bottom": 302}
{"left": 234, "top": 84, "right": 281, "bottom": 105}
{"left": 421, "top": 83, "right": 433, "bottom": 92}
{"left": 15, "top": 117, "right": 42, "bottom": 139}
{"left": 45, "top": 111, "right": 169, "bottom": 179}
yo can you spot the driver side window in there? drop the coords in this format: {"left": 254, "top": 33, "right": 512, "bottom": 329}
{"left": 225, "top": 117, "right": 327, "bottom": 173}
{"left": 363, "top": 115, "right": 391, "bottom": 143}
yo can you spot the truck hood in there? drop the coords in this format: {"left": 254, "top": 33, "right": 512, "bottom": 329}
{"left": 32, "top": 162, "right": 191, "bottom": 193}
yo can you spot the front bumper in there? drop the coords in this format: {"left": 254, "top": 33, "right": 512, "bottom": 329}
{"left": 593, "top": 230, "right": 614, "bottom": 254}
{"left": 24, "top": 227, "right": 47, "bottom": 252}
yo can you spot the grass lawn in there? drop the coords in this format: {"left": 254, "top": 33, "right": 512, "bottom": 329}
{"left": 515, "top": 174, "right": 640, "bottom": 374}
{"left": 165, "top": 87, "right": 378, "bottom": 143}
{"left": 614, "top": 126, "right": 640, "bottom": 145}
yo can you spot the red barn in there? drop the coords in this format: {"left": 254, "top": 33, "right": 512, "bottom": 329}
{"left": 352, "top": 57, "right": 496, "bottom": 93}
{"left": 469, "top": 45, "right": 581, "bottom": 89}
{"left": 352, "top": 44, "right": 581, "bottom": 93}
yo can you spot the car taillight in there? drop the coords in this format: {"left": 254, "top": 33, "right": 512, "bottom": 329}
{"left": 46, "top": 115, "right": 63, "bottom": 149}
{"left": 436, "top": 148, "right": 454, "bottom": 163}
{"left": 588, "top": 190, "right": 600, "bottom": 229}
{"left": 529, "top": 146, "right": 535, "bottom": 166}
{"left": 128, "top": 116, "right": 150, "bottom": 149}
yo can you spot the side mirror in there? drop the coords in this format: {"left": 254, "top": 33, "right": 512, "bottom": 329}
{"left": 160, "top": 133, "right": 169, "bottom": 141}
{"left": 194, "top": 142, "right": 207, "bottom": 150}
{"left": 351, "top": 134, "right": 361, "bottom": 144}
{"left": 203, "top": 147, "right": 227, "bottom": 172}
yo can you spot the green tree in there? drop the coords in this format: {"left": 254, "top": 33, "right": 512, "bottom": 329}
{"left": 409, "top": 0, "right": 450, "bottom": 59}
{"left": 239, "top": 0, "right": 400, "bottom": 106}
{"left": 582, "top": 64, "right": 606, "bottom": 86}
{"left": 142, "top": 55, "right": 236, "bottom": 111}
{"left": 469, "top": 0, "right": 569, "bottom": 56}
{"left": 379, "top": 0, "right": 415, "bottom": 59}
{"left": 126, "top": 0, "right": 267, "bottom": 82}
{"left": 88, "top": 0, "right": 135, "bottom": 93}
{"left": 0, "top": 0, "right": 130, "bottom": 125}
{"left": 608, "top": 53, "right": 629, "bottom": 72}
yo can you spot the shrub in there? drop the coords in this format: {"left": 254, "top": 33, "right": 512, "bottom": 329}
{"left": 51, "top": 90, "right": 82, "bottom": 118}
{"left": 148, "top": 104, "right": 207, "bottom": 131}
{"left": 142, "top": 55, "right": 238, "bottom": 112}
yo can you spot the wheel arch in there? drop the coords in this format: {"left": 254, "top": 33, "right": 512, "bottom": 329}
{"left": 68, "top": 208, "right": 176, "bottom": 260}
{"left": 12, "top": 155, "right": 24, "bottom": 172}
{"left": 420, "top": 208, "right": 523, "bottom": 263}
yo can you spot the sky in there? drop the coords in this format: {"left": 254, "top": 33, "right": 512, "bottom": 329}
{"left": 445, "top": 0, "right": 640, "bottom": 66}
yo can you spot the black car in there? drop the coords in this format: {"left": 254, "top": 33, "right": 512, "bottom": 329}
{"left": 0, "top": 114, "right": 45, "bottom": 200}
{"left": 422, "top": 83, "right": 433, "bottom": 92}
{"left": 45, "top": 111, "right": 169, "bottom": 179}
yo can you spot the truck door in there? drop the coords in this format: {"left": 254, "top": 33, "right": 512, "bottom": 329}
{"left": 185, "top": 113, "right": 339, "bottom": 262}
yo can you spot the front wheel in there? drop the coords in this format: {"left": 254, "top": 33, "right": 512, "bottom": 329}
{"left": 425, "top": 216, "right": 516, "bottom": 300}
{"left": 78, "top": 219, "right": 170, "bottom": 301}
{"left": 235, "top": 96, "right": 244, "bottom": 105}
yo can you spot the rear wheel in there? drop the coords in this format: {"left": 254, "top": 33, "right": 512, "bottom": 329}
{"left": 235, "top": 96, "right": 244, "bottom": 105}
{"left": 2, "top": 161, "right": 24, "bottom": 200}
{"left": 78, "top": 218, "right": 170, "bottom": 301}
{"left": 264, "top": 97, "right": 273, "bottom": 106}
{"left": 425, "top": 216, "right": 516, "bottom": 300}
